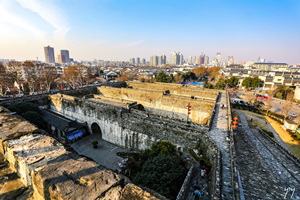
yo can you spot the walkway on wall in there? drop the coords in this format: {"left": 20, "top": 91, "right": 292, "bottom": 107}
{"left": 242, "top": 112, "right": 291, "bottom": 153}
{"left": 207, "top": 92, "right": 234, "bottom": 199}
{"left": 235, "top": 111, "right": 300, "bottom": 199}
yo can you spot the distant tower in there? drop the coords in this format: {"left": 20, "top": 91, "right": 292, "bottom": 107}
{"left": 204, "top": 56, "right": 209, "bottom": 65}
{"left": 170, "top": 51, "right": 177, "bottom": 65}
{"left": 216, "top": 53, "right": 221, "bottom": 64}
{"left": 44, "top": 45, "right": 55, "bottom": 63}
{"left": 60, "top": 50, "right": 70, "bottom": 63}
{"left": 136, "top": 57, "right": 140, "bottom": 65}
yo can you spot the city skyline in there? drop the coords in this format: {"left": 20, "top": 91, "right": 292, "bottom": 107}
{"left": 0, "top": 0, "right": 300, "bottom": 64}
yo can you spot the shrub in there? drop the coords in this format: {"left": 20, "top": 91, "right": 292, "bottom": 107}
{"left": 149, "top": 141, "right": 176, "bottom": 157}
{"left": 133, "top": 155, "right": 187, "bottom": 200}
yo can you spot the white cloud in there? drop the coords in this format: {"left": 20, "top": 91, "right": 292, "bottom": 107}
{"left": 16, "top": 0, "right": 70, "bottom": 40}
{"left": 0, "top": 0, "right": 45, "bottom": 37}
{"left": 125, "top": 40, "right": 144, "bottom": 47}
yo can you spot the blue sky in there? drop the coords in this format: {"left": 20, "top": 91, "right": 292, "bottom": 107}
{"left": 0, "top": 0, "right": 300, "bottom": 64}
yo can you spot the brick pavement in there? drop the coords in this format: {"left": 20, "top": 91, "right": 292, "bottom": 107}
{"left": 207, "top": 92, "right": 234, "bottom": 199}
{"left": 236, "top": 111, "right": 300, "bottom": 199}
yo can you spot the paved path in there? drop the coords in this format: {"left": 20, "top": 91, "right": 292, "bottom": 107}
{"left": 207, "top": 92, "right": 234, "bottom": 199}
{"left": 236, "top": 111, "right": 300, "bottom": 199}
{"left": 242, "top": 112, "right": 291, "bottom": 153}
{"left": 71, "top": 134, "right": 125, "bottom": 171}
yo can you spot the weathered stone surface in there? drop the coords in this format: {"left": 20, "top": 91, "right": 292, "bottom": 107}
{"left": 97, "top": 86, "right": 215, "bottom": 124}
{"left": 0, "top": 162, "right": 29, "bottom": 200}
{"left": 32, "top": 153, "right": 122, "bottom": 200}
{"left": 126, "top": 81, "right": 219, "bottom": 98}
{"left": 0, "top": 112, "right": 37, "bottom": 142}
{"left": 97, "top": 185, "right": 122, "bottom": 200}
{"left": 119, "top": 183, "right": 160, "bottom": 200}
{"left": 4, "top": 133, "right": 66, "bottom": 186}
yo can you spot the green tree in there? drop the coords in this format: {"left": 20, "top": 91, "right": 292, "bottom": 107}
{"left": 251, "top": 77, "right": 262, "bottom": 88}
{"left": 242, "top": 77, "right": 262, "bottom": 89}
{"left": 7, "top": 102, "right": 45, "bottom": 128}
{"left": 181, "top": 72, "right": 196, "bottom": 81}
{"left": 133, "top": 155, "right": 187, "bottom": 200}
{"left": 214, "top": 78, "right": 226, "bottom": 89}
{"left": 204, "top": 80, "right": 214, "bottom": 89}
{"left": 226, "top": 76, "right": 239, "bottom": 87}
{"left": 149, "top": 141, "right": 176, "bottom": 157}
{"left": 156, "top": 71, "right": 168, "bottom": 82}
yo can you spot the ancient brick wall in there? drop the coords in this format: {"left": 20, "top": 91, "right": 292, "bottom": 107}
{"left": 126, "top": 81, "right": 219, "bottom": 98}
{"left": 98, "top": 86, "right": 216, "bottom": 124}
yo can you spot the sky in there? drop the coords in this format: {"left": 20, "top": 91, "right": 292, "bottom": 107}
{"left": 0, "top": 0, "right": 300, "bottom": 64}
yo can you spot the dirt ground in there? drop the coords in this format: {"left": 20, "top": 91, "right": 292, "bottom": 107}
{"left": 266, "top": 116, "right": 300, "bottom": 159}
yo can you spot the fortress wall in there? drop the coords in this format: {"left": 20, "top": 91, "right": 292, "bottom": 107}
{"left": 49, "top": 94, "right": 221, "bottom": 199}
{"left": 49, "top": 94, "right": 213, "bottom": 151}
{"left": 98, "top": 86, "right": 215, "bottom": 124}
{"left": 0, "top": 108, "right": 161, "bottom": 200}
{"left": 126, "top": 81, "right": 219, "bottom": 98}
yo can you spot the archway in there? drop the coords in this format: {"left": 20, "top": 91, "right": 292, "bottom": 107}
{"left": 91, "top": 123, "right": 102, "bottom": 139}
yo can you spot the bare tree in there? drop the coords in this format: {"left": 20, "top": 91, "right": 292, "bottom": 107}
{"left": 41, "top": 67, "right": 59, "bottom": 92}
{"left": 0, "top": 63, "right": 9, "bottom": 96}
{"left": 5, "top": 61, "right": 24, "bottom": 94}
{"left": 23, "top": 61, "right": 42, "bottom": 94}
{"left": 244, "top": 92, "right": 256, "bottom": 105}
{"left": 281, "top": 99, "right": 293, "bottom": 120}
{"left": 63, "top": 65, "right": 79, "bottom": 89}
{"left": 264, "top": 98, "right": 274, "bottom": 116}
{"left": 174, "top": 73, "right": 183, "bottom": 84}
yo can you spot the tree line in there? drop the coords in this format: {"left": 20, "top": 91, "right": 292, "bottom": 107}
{"left": 0, "top": 61, "right": 94, "bottom": 96}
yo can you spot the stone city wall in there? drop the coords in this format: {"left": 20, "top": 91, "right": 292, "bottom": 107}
{"left": 49, "top": 94, "right": 221, "bottom": 199}
{"left": 126, "top": 81, "right": 219, "bottom": 99}
{"left": 49, "top": 94, "right": 211, "bottom": 151}
{"left": 98, "top": 86, "right": 215, "bottom": 124}
{"left": 0, "top": 108, "right": 162, "bottom": 200}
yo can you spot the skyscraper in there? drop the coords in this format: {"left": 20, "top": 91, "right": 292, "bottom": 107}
{"left": 44, "top": 45, "right": 55, "bottom": 63}
{"left": 129, "top": 58, "right": 135, "bottom": 65}
{"left": 204, "top": 56, "right": 209, "bottom": 65}
{"left": 61, "top": 50, "right": 70, "bottom": 63}
{"left": 158, "top": 55, "right": 166, "bottom": 65}
{"left": 170, "top": 52, "right": 183, "bottom": 65}
{"left": 150, "top": 55, "right": 158, "bottom": 66}
{"left": 57, "top": 50, "right": 70, "bottom": 63}
{"left": 136, "top": 57, "right": 140, "bottom": 65}
{"left": 216, "top": 53, "right": 221, "bottom": 64}
{"left": 170, "top": 51, "right": 177, "bottom": 65}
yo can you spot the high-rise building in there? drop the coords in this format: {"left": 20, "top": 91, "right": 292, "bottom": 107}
{"left": 179, "top": 53, "right": 184, "bottom": 65}
{"left": 197, "top": 56, "right": 202, "bottom": 65}
{"left": 227, "top": 56, "right": 234, "bottom": 65}
{"left": 129, "top": 58, "right": 135, "bottom": 65}
{"left": 204, "top": 56, "right": 209, "bottom": 65}
{"left": 142, "top": 58, "right": 146, "bottom": 64}
{"left": 170, "top": 52, "right": 183, "bottom": 65}
{"left": 170, "top": 51, "right": 177, "bottom": 65}
{"left": 57, "top": 50, "right": 70, "bottom": 63}
{"left": 136, "top": 57, "right": 140, "bottom": 65}
{"left": 60, "top": 50, "right": 70, "bottom": 63}
{"left": 44, "top": 45, "right": 55, "bottom": 63}
{"left": 158, "top": 55, "right": 166, "bottom": 65}
{"left": 216, "top": 53, "right": 221, "bottom": 64}
{"left": 150, "top": 55, "right": 158, "bottom": 66}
